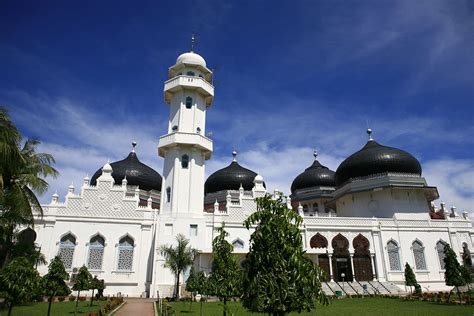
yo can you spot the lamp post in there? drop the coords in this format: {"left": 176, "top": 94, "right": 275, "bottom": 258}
{"left": 341, "top": 272, "right": 345, "bottom": 295}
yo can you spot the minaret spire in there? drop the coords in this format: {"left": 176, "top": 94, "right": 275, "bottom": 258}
{"left": 191, "top": 33, "right": 195, "bottom": 52}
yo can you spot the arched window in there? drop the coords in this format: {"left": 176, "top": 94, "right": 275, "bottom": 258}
{"left": 185, "top": 96, "right": 193, "bottom": 109}
{"left": 232, "top": 239, "right": 244, "bottom": 249}
{"left": 303, "top": 204, "right": 308, "bottom": 213}
{"left": 166, "top": 187, "right": 171, "bottom": 203}
{"left": 87, "top": 235, "right": 105, "bottom": 270}
{"left": 186, "top": 71, "right": 195, "bottom": 76}
{"left": 117, "top": 236, "right": 134, "bottom": 271}
{"left": 387, "top": 240, "right": 401, "bottom": 271}
{"left": 412, "top": 240, "right": 427, "bottom": 270}
{"left": 312, "top": 203, "right": 319, "bottom": 213}
{"left": 58, "top": 234, "right": 76, "bottom": 269}
{"left": 436, "top": 240, "right": 448, "bottom": 270}
{"left": 182, "top": 154, "right": 189, "bottom": 169}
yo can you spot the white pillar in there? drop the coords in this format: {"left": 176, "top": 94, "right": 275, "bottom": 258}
{"left": 371, "top": 253, "right": 377, "bottom": 281}
{"left": 328, "top": 254, "right": 334, "bottom": 282}
{"left": 350, "top": 253, "right": 356, "bottom": 282}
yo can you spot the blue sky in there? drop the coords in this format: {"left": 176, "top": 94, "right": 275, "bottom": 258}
{"left": 1, "top": 0, "right": 473, "bottom": 212}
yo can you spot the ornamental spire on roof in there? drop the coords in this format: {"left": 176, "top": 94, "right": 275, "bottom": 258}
{"left": 313, "top": 150, "right": 318, "bottom": 160}
{"left": 191, "top": 33, "right": 195, "bottom": 52}
{"left": 232, "top": 150, "right": 237, "bottom": 162}
{"left": 132, "top": 141, "right": 137, "bottom": 152}
{"left": 367, "top": 128, "right": 374, "bottom": 141}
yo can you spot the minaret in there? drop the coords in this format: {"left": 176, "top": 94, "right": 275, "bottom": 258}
{"left": 158, "top": 39, "right": 214, "bottom": 217}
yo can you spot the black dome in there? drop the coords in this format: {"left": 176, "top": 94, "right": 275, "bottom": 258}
{"left": 90, "top": 149, "right": 162, "bottom": 192}
{"left": 205, "top": 157, "right": 263, "bottom": 195}
{"left": 291, "top": 157, "right": 336, "bottom": 194}
{"left": 335, "top": 138, "right": 422, "bottom": 186}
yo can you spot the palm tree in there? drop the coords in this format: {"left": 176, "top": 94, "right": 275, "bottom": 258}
{"left": 159, "top": 234, "right": 198, "bottom": 298}
{"left": 0, "top": 107, "right": 58, "bottom": 268}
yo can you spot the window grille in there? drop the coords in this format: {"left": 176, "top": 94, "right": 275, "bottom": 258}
{"left": 58, "top": 234, "right": 76, "bottom": 269}
{"left": 387, "top": 240, "right": 401, "bottom": 271}
{"left": 436, "top": 241, "right": 447, "bottom": 270}
{"left": 413, "top": 240, "right": 427, "bottom": 270}
{"left": 87, "top": 235, "right": 105, "bottom": 270}
{"left": 117, "top": 236, "right": 134, "bottom": 271}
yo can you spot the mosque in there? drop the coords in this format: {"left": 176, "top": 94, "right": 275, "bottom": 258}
{"left": 33, "top": 46, "right": 473, "bottom": 298}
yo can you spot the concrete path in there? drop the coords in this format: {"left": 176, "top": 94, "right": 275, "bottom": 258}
{"left": 114, "top": 299, "right": 155, "bottom": 316}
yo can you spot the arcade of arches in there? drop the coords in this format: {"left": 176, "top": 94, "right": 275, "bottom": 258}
{"left": 310, "top": 233, "right": 376, "bottom": 282}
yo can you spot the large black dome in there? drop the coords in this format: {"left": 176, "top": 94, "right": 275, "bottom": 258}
{"left": 205, "top": 153, "right": 263, "bottom": 195}
{"left": 291, "top": 154, "right": 336, "bottom": 194}
{"left": 335, "top": 133, "right": 422, "bottom": 186}
{"left": 91, "top": 145, "right": 162, "bottom": 192}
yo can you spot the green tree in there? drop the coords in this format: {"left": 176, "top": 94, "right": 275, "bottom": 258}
{"left": 404, "top": 263, "right": 417, "bottom": 295}
{"left": 444, "top": 244, "right": 465, "bottom": 302}
{"left": 208, "top": 224, "right": 242, "bottom": 316}
{"left": 186, "top": 266, "right": 199, "bottom": 301}
{"left": 89, "top": 276, "right": 105, "bottom": 307}
{"left": 196, "top": 271, "right": 208, "bottom": 316}
{"left": 0, "top": 108, "right": 58, "bottom": 268}
{"left": 160, "top": 234, "right": 198, "bottom": 298}
{"left": 42, "top": 256, "right": 71, "bottom": 316}
{"left": 0, "top": 257, "right": 41, "bottom": 316}
{"left": 72, "top": 265, "right": 92, "bottom": 315}
{"left": 242, "top": 195, "right": 328, "bottom": 316}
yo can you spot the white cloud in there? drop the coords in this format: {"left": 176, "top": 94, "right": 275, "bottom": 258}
{"left": 423, "top": 159, "right": 474, "bottom": 214}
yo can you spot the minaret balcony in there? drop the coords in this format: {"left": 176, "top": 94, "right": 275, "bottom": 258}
{"left": 164, "top": 75, "right": 214, "bottom": 106}
{"left": 158, "top": 132, "right": 213, "bottom": 159}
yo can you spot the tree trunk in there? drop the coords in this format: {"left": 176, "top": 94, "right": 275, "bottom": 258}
{"left": 7, "top": 302, "right": 13, "bottom": 316}
{"left": 75, "top": 290, "right": 81, "bottom": 316}
{"left": 223, "top": 297, "right": 227, "bottom": 316}
{"left": 175, "top": 272, "right": 180, "bottom": 299}
{"left": 47, "top": 295, "right": 53, "bottom": 316}
{"left": 90, "top": 289, "right": 95, "bottom": 307}
{"left": 456, "top": 286, "right": 461, "bottom": 304}
{"left": 200, "top": 299, "right": 203, "bottom": 316}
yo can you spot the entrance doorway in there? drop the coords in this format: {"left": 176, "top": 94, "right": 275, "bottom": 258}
{"left": 332, "top": 234, "right": 353, "bottom": 281}
{"left": 353, "top": 234, "right": 373, "bottom": 281}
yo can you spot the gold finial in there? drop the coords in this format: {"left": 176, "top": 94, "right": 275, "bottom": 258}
{"left": 191, "top": 33, "right": 195, "bottom": 52}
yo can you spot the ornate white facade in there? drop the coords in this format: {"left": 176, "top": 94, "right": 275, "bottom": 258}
{"left": 34, "top": 48, "right": 473, "bottom": 297}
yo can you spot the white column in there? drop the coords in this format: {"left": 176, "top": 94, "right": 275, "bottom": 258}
{"left": 371, "top": 253, "right": 377, "bottom": 281}
{"left": 350, "top": 253, "right": 356, "bottom": 282}
{"left": 328, "top": 254, "right": 334, "bottom": 282}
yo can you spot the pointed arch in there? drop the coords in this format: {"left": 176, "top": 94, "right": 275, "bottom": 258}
{"left": 58, "top": 233, "right": 77, "bottom": 269}
{"left": 353, "top": 234, "right": 370, "bottom": 256}
{"left": 386, "top": 239, "right": 401, "bottom": 271}
{"left": 310, "top": 233, "right": 328, "bottom": 249}
{"left": 332, "top": 233, "right": 349, "bottom": 255}
{"left": 436, "top": 240, "right": 448, "bottom": 270}
{"left": 412, "top": 239, "right": 427, "bottom": 270}
{"left": 232, "top": 238, "right": 244, "bottom": 249}
{"left": 117, "top": 234, "right": 135, "bottom": 271}
{"left": 87, "top": 234, "right": 105, "bottom": 270}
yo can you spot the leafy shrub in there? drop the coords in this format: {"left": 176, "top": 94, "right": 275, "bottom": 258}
{"left": 58, "top": 296, "right": 66, "bottom": 302}
{"left": 68, "top": 296, "right": 75, "bottom": 301}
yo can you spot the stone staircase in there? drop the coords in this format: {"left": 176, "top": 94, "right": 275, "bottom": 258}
{"left": 322, "top": 280, "right": 406, "bottom": 296}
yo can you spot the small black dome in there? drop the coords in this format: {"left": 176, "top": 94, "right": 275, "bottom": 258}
{"left": 205, "top": 154, "right": 263, "bottom": 194}
{"left": 291, "top": 157, "right": 336, "bottom": 194}
{"left": 335, "top": 138, "right": 422, "bottom": 186}
{"left": 91, "top": 148, "right": 162, "bottom": 192}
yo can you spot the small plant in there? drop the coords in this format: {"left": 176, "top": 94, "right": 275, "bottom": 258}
{"left": 58, "top": 296, "right": 66, "bottom": 302}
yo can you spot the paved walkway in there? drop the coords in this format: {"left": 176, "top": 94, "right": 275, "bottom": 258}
{"left": 114, "top": 299, "right": 155, "bottom": 316}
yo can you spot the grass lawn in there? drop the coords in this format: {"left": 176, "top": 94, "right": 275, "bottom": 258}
{"left": 0, "top": 301, "right": 103, "bottom": 316}
{"left": 169, "top": 297, "right": 474, "bottom": 316}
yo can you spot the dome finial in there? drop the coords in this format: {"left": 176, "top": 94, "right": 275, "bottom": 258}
{"left": 367, "top": 128, "right": 373, "bottom": 141}
{"left": 232, "top": 150, "right": 237, "bottom": 162}
{"left": 313, "top": 150, "right": 318, "bottom": 160}
{"left": 132, "top": 141, "right": 137, "bottom": 152}
{"left": 191, "top": 33, "right": 195, "bottom": 52}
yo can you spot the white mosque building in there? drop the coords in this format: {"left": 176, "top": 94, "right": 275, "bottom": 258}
{"left": 33, "top": 47, "right": 473, "bottom": 298}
